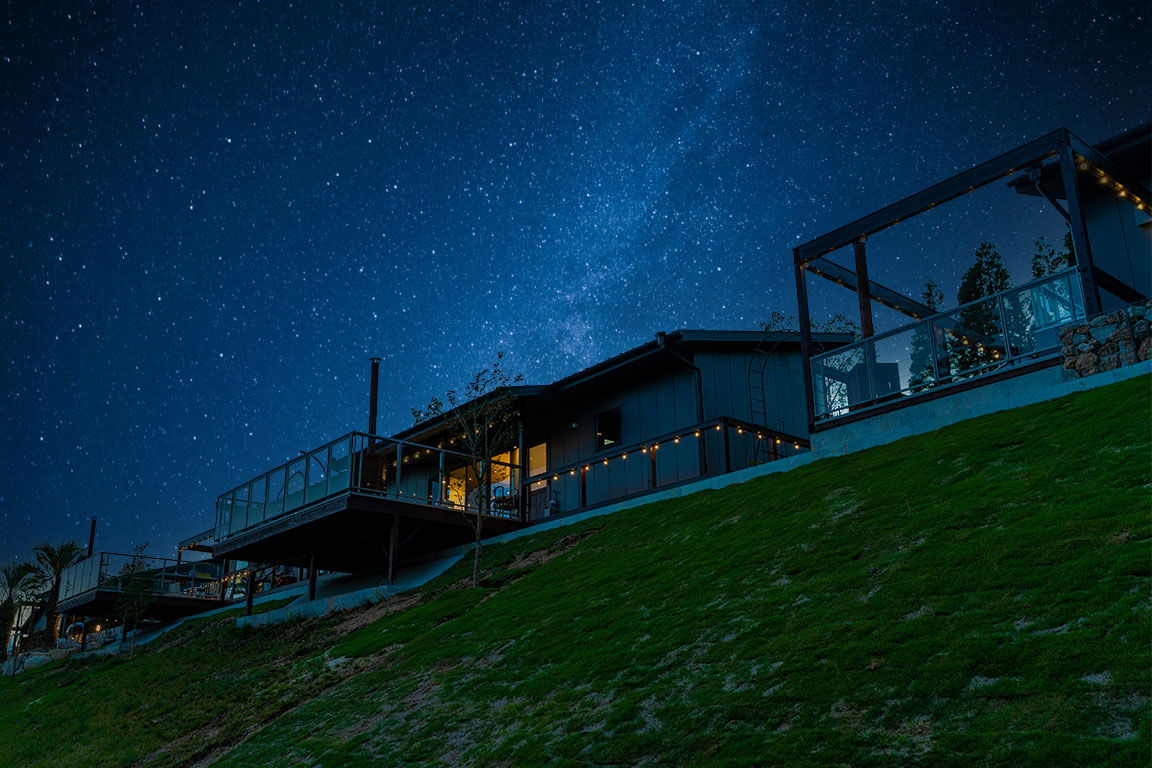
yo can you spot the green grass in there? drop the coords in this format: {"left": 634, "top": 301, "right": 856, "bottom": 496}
{"left": 2, "top": 376, "right": 1149, "bottom": 767}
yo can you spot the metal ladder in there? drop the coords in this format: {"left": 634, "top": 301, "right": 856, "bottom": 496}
{"left": 747, "top": 334, "right": 774, "bottom": 465}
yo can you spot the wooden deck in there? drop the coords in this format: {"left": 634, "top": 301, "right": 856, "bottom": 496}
{"left": 212, "top": 492, "right": 524, "bottom": 572}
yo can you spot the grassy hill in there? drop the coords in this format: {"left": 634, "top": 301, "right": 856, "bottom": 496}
{"left": 2, "top": 375, "right": 1149, "bottom": 767}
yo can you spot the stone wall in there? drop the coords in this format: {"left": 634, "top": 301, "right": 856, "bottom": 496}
{"left": 1060, "top": 300, "right": 1152, "bottom": 380}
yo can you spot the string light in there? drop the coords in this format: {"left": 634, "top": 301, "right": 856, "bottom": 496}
{"left": 673, "top": 437, "right": 680, "bottom": 444}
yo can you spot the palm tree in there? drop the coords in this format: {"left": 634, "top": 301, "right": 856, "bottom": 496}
{"left": 0, "top": 561, "right": 35, "bottom": 662}
{"left": 31, "top": 541, "right": 85, "bottom": 646}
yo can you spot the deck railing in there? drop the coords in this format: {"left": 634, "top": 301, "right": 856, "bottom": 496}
{"left": 810, "top": 268, "right": 1085, "bottom": 421}
{"left": 59, "top": 553, "right": 225, "bottom": 603}
{"left": 521, "top": 416, "right": 809, "bottom": 521}
{"left": 215, "top": 433, "right": 522, "bottom": 541}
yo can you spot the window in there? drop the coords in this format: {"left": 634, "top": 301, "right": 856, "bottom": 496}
{"left": 528, "top": 442, "right": 547, "bottom": 477}
{"left": 595, "top": 407, "right": 621, "bottom": 451}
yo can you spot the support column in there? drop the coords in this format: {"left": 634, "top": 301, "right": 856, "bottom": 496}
{"left": 794, "top": 255, "right": 817, "bottom": 434}
{"left": 388, "top": 514, "right": 400, "bottom": 584}
{"left": 245, "top": 572, "right": 255, "bottom": 616}
{"left": 721, "top": 419, "right": 731, "bottom": 474}
{"left": 1058, "top": 139, "right": 1103, "bottom": 315}
{"left": 853, "top": 237, "right": 874, "bottom": 338}
{"left": 308, "top": 554, "right": 318, "bottom": 602}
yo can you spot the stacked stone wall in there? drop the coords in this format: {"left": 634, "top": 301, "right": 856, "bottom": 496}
{"left": 1060, "top": 300, "right": 1152, "bottom": 380}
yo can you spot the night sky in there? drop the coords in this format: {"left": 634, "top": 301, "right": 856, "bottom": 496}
{"left": 2, "top": 1, "right": 1148, "bottom": 564}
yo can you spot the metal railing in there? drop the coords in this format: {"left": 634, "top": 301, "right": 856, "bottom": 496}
{"left": 215, "top": 432, "right": 522, "bottom": 541}
{"left": 59, "top": 553, "right": 225, "bottom": 603}
{"left": 810, "top": 268, "right": 1085, "bottom": 420}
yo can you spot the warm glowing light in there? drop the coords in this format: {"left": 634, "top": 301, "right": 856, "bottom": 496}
{"left": 553, "top": 475, "right": 558, "bottom": 481}
{"left": 674, "top": 437, "right": 680, "bottom": 443}
{"left": 775, "top": 437, "right": 781, "bottom": 444}
{"left": 642, "top": 447, "right": 648, "bottom": 453}
{"left": 736, "top": 428, "right": 742, "bottom": 434}
{"left": 569, "top": 470, "right": 575, "bottom": 475}
{"left": 694, "top": 431, "right": 700, "bottom": 437}
{"left": 1118, "top": 190, "right": 1127, "bottom": 197}
{"left": 622, "top": 453, "right": 627, "bottom": 460}
{"left": 603, "top": 460, "right": 608, "bottom": 465}
{"left": 715, "top": 425, "right": 721, "bottom": 431}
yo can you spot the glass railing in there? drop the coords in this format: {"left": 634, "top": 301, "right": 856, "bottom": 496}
{"left": 215, "top": 433, "right": 523, "bottom": 541}
{"left": 59, "top": 553, "right": 225, "bottom": 603}
{"left": 811, "top": 269, "right": 1085, "bottom": 420}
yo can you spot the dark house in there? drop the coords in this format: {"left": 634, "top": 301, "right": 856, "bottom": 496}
{"left": 792, "top": 124, "right": 1150, "bottom": 429}
{"left": 209, "top": 329, "right": 850, "bottom": 588}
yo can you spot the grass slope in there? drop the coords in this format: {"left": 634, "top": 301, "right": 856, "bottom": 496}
{"left": 2, "top": 376, "right": 1149, "bottom": 767}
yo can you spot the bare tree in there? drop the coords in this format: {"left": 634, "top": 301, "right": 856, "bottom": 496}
{"left": 413, "top": 352, "right": 522, "bottom": 587}
{"left": 116, "top": 544, "right": 154, "bottom": 659}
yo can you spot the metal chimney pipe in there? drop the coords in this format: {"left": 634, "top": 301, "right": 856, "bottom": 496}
{"left": 87, "top": 517, "right": 96, "bottom": 557}
{"left": 369, "top": 357, "right": 381, "bottom": 435}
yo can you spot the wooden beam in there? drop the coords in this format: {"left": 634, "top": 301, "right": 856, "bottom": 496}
{"left": 794, "top": 255, "right": 817, "bottom": 434}
{"left": 853, "top": 238, "right": 875, "bottom": 338}
{"left": 807, "top": 257, "right": 937, "bottom": 320}
{"left": 1068, "top": 132, "right": 1152, "bottom": 205}
{"left": 1093, "top": 266, "right": 1147, "bottom": 303}
{"left": 796, "top": 129, "right": 1067, "bottom": 264}
{"left": 388, "top": 514, "right": 400, "bottom": 584}
{"left": 308, "top": 553, "right": 317, "bottom": 601}
{"left": 1059, "top": 140, "right": 1103, "bottom": 316}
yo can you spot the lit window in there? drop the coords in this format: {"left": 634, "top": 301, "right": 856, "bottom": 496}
{"left": 528, "top": 442, "right": 547, "bottom": 477}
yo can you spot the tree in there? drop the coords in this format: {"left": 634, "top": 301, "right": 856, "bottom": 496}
{"left": 760, "top": 311, "right": 859, "bottom": 336}
{"left": 0, "top": 562, "right": 35, "bottom": 663}
{"left": 31, "top": 541, "right": 85, "bottom": 646}
{"left": 413, "top": 352, "right": 523, "bottom": 588}
{"left": 116, "top": 544, "right": 154, "bottom": 659}
{"left": 1031, "top": 230, "right": 1076, "bottom": 279}
{"left": 908, "top": 279, "right": 945, "bottom": 391}
{"left": 950, "top": 242, "right": 1012, "bottom": 374}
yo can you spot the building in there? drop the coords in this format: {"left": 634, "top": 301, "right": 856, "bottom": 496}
{"left": 209, "top": 329, "right": 851, "bottom": 592}
{"left": 792, "top": 124, "right": 1150, "bottom": 430}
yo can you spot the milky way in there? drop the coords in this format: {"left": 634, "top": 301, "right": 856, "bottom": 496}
{"left": 2, "top": 1, "right": 1148, "bottom": 561}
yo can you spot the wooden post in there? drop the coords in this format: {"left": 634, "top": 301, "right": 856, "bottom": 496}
{"left": 853, "top": 237, "right": 875, "bottom": 338}
{"left": 308, "top": 554, "right": 317, "bottom": 602}
{"left": 388, "top": 514, "right": 400, "bottom": 584}
{"left": 1058, "top": 140, "right": 1102, "bottom": 315}
{"left": 580, "top": 466, "right": 588, "bottom": 506}
{"left": 245, "top": 572, "right": 255, "bottom": 616}
{"left": 794, "top": 256, "right": 817, "bottom": 434}
{"left": 721, "top": 419, "right": 731, "bottom": 474}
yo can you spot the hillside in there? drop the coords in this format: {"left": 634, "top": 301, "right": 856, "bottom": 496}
{"left": 1, "top": 376, "right": 1149, "bottom": 767}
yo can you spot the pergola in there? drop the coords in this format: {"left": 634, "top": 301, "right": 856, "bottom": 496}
{"left": 792, "top": 127, "right": 1150, "bottom": 431}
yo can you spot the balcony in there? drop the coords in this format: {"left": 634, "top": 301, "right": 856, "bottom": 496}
{"left": 57, "top": 552, "right": 226, "bottom": 618}
{"left": 810, "top": 269, "right": 1085, "bottom": 421}
{"left": 212, "top": 433, "right": 525, "bottom": 570}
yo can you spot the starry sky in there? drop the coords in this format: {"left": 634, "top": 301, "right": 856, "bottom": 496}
{"left": 2, "top": 1, "right": 1148, "bottom": 564}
